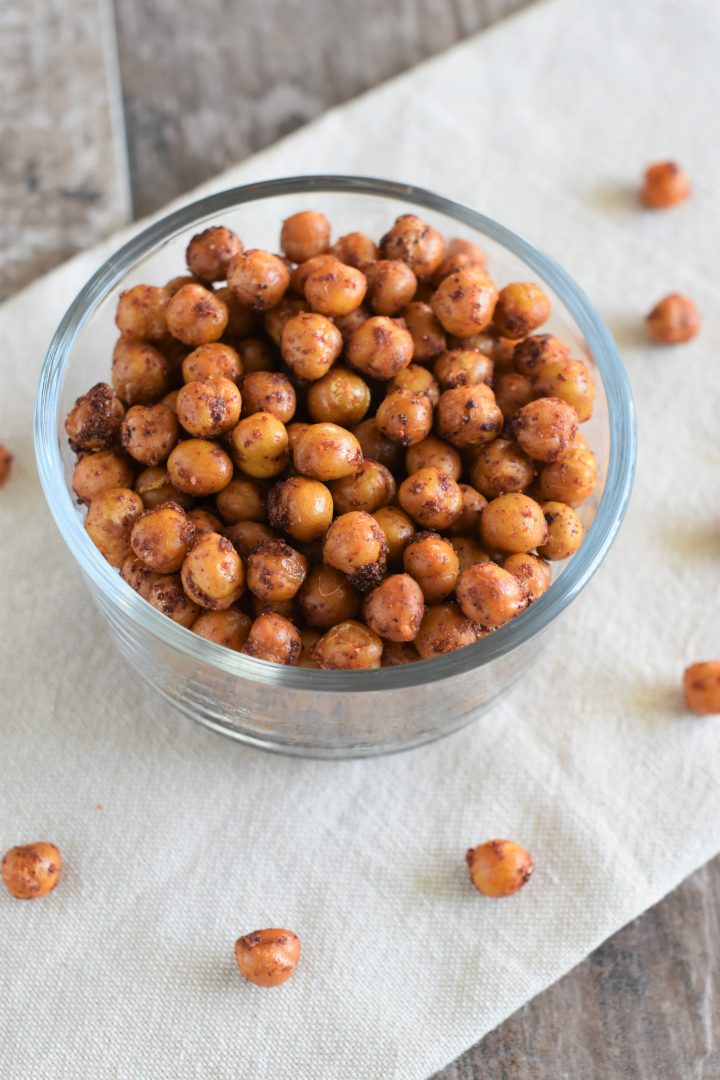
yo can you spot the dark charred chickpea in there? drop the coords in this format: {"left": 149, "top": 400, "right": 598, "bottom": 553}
{"left": 436, "top": 384, "right": 503, "bottom": 449}
{"left": 381, "top": 640, "right": 421, "bottom": 666}
{"left": 402, "top": 301, "right": 447, "bottom": 361}
{"left": 448, "top": 484, "right": 489, "bottom": 537}
{"left": 182, "top": 342, "right": 243, "bottom": 385}
{"left": 493, "top": 283, "right": 551, "bottom": 339}
{"left": 406, "top": 435, "right": 461, "bottom": 480}
{"left": 297, "top": 627, "right": 322, "bottom": 667}
{"left": 390, "top": 364, "right": 440, "bottom": 406}
{"left": 322, "top": 511, "right": 388, "bottom": 591}
{"left": 375, "top": 389, "right": 433, "bottom": 447}
{"left": 450, "top": 536, "right": 491, "bottom": 573}
{"left": 120, "top": 554, "right": 162, "bottom": 598}
{"left": 398, "top": 467, "right": 462, "bottom": 530}
{"left": 193, "top": 608, "right": 251, "bottom": 650}
{"left": 242, "top": 371, "right": 296, "bottom": 424}
{"left": 186, "top": 226, "right": 243, "bottom": 282}
{"left": 683, "top": 661, "right": 720, "bottom": 714}
{"left": 415, "top": 602, "right": 479, "bottom": 658}
{"left": 130, "top": 501, "right": 195, "bottom": 573}
{"left": 511, "top": 397, "right": 578, "bottom": 463}
{"left": 267, "top": 476, "right": 333, "bottom": 543}
{"left": 228, "top": 249, "right": 290, "bottom": 310}
{"left": 181, "top": 531, "right": 245, "bottom": 609}
{"left": 503, "top": 552, "right": 552, "bottom": 603}
{"left": 237, "top": 338, "right": 275, "bottom": 373}
{"left": 480, "top": 493, "right": 548, "bottom": 554}
{"left": 470, "top": 437, "right": 535, "bottom": 498}
{"left": 293, "top": 423, "right": 363, "bottom": 481}
{"left": 646, "top": 294, "right": 700, "bottom": 343}
{"left": 223, "top": 521, "right": 273, "bottom": 559}
{"left": 331, "top": 231, "right": 378, "bottom": 270}
{"left": 166, "top": 283, "right": 228, "bottom": 345}
{"left": 215, "top": 476, "right": 268, "bottom": 524}
{"left": 115, "top": 284, "right": 168, "bottom": 340}
{"left": 329, "top": 460, "right": 396, "bottom": 515}
{"left": 73, "top": 450, "right": 135, "bottom": 505}
{"left": 146, "top": 574, "right": 201, "bottom": 627}
{"left": 280, "top": 210, "right": 331, "bottom": 262}
{"left": 403, "top": 531, "right": 459, "bottom": 602}
{"left": 466, "top": 839, "right": 534, "bottom": 898}
{"left": 231, "top": 412, "right": 290, "bottom": 479}
{"left": 353, "top": 419, "right": 403, "bottom": 471}
{"left": 263, "top": 295, "right": 306, "bottom": 345}
{"left": 535, "top": 358, "right": 596, "bottom": 422}
{"left": 364, "top": 573, "right": 425, "bottom": 642}
{"left": 380, "top": 214, "right": 446, "bottom": 279}
{"left": 347, "top": 315, "right": 414, "bottom": 380}
{"left": 365, "top": 260, "right": 417, "bottom": 315}
{"left": 297, "top": 564, "right": 360, "bottom": 629}
{"left": 281, "top": 312, "right": 342, "bottom": 380}
{"left": 641, "top": 161, "right": 691, "bottom": 209}
{"left": 247, "top": 539, "right": 308, "bottom": 602}
{"left": 65, "top": 382, "right": 125, "bottom": 451}
{"left": 168, "top": 439, "right": 233, "bottom": 495}
{"left": 307, "top": 368, "right": 371, "bottom": 426}
{"left": 334, "top": 305, "right": 370, "bottom": 345}
{"left": 85, "top": 487, "right": 144, "bottom": 566}
{"left": 312, "top": 620, "right": 383, "bottom": 669}
{"left": 304, "top": 261, "right": 367, "bottom": 317}
{"left": 538, "top": 501, "right": 584, "bottom": 560}
{"left": 537, "top": 449, "right": 597, "bottom": 506}
{"left": 2, "top": 842, "right": 62, "bottom": 900}
{"left": 456, "top": 562, "right": 527, "bottom": 629}
{"left": 120, "top": 402, "right": 179, "bottom": 466}
{"left": 434, "top": 349, "right": 493, "bottom": 390}
{"left": 513, "top": 333, "right": 570, "bottom": 377}
{"left": 135, "top": 465, "right": 194, "bottom": 510}
{"left": 494, "top": 371, "right": 536, "bottom": 420}
{"left": 176, "top": 377, "right": 242, "bottom": 438}
{"left": 431, "top": 269, "right": 498, "bottom": 338}
{"left": 242, "top": 612, "right": 301, "bottom": 665}
{"left": 187, "top": 507, "right": 224, "bottom": 534}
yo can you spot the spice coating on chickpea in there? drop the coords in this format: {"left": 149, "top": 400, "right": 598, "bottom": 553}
{"left": 297, "top": 565, "right": 359, "bottom": 629}
{"left": 331, "top": 231, "right": 378, "bottom": 270}
{"left": 382, "top": 640, "right": 421, "bottom": 666}
{"left": 176, "top": 378, "right": 242, "bottom": 438}
{"left": 646, "top": 294, "right": 700, "bottom": 343}
{"left": 166, "top": 283, "right": 228, "bottom": 345}
{"left": 293, "top": 423, "right": 363, "bottom": 481}
{"left": 537, "top": 449, "right": 597, "bottom": 506}
{"left": 182, "top": 343, "right": 243, "bottom": 385}
{"left": 494, "top": 372, "right": 536, "bottom": 421}
{"left": 431, "top": 269, "right": 498, "bottom": 338}
{"left": 85, "top": 487, "right": 144, "bottom": 566}
{"left": 193, "top": 608, "right": 252, "bottom": 651}
{"left": 364, "top": 573, "right": 425, "bottom": 642}
{"left": 372, "top": 505, "right": 416, "bottom": 565}
{"left": 535, "top": 358, "right": 595, "bottom": 422}
{"left": 281, "top": 312, "right": 342, "bottom": 380}
{"left": 683, "top": 661, "right": 720, "bottom": 715}
{"left": 130, "top": 501, "right": 195, "bottom": 573}
{"left": 434, "top": 348, "right": 494, "bottom": 390}
{"left": 187, "top": 507, "right": 224, "bottom": 534}
{"left": 2, "top": 842, "right": 62, "bottom": 900}
{"left": 406, "top": 435, "right": 461, "bottom": 480}
{"left": 120, "top": 554, "right": 162, "bottom": 598}
{"left": 235, "top": 927, "right": 301, "bottom": 987}
{"left": 304, "top": 261, "right": 367, "bottom": 317}
{"left": 456, "top": 561, "right": 527, "bottom": 629}
{"left": 353, "top": 419, "right": 403, "bottom": 471}
{"left": 297, "top": 627, "right": 322, "bottom": 667}
{"left": 398, "top": 467, "right": 462, "bottom": 530}
{"left": 480, "top": 493, "right": 548, "bottom": 554}
{"left": 242, "top": 612, "right": 301, "bottom": 665}
{"left": 267, "top": 476, "right": 333, "bottom": 542}
{"left": 641, "top": 161, "right": 691, "bottom": 209}
{"left": 115, "top": 284, "right": 168, "bottom": 340}
{"left": 380, "top": 214, "right": 446, "bottom": 279}
{"left": 470, "top": 438, "right": 535, "bottom": 499}
{"left": 215, "top": 475, "right": 267, "bottom": 524}
{"left": 511, "top": 397, "right": 578, "bottom": 463}
{"left": 329, "top": 460, "right": 396, "bottom": 515}
{"left": 403, "top": 531, "right": 459, "bottom": 603}
{"left": 281, "top": 210, "right": 331, "bottom": 262}
{"left": 168, "top": 439, "right": 234, "bottom": 495}
{"left": 231, "top": 412, "right": 289, "bottom": 479}
{"left": 436, "top": 385, "right": 503, "bottom": 449}
{"left": 242, "top": 371, "right": 296, "bottom": 424}
{"left": 347, "top": 316, "right": 414, "bottom": 381}
{"left": 186, "top": 225, "right": 243, "bottom": 282}
{"left": 312, "top": 619, "right": 383, "bottom": 669}
{"left": 366, "top": 260, "right": 418, "bottom": 315}
{"left": 228, "top": 249, "right": 291, "bottom": 310}
{"left": 135, "top": 465, "right": 194, "bottom": 510}
{"left": 466, "top": 839, "right": 534, "bottom": 898}
{"left": 493, "top": 282, "right": 551, "bottom": 339}
{"left": 376, "top": 389, "right": 433, "bottom": 447}
{"left": 112, "top": 337, "right": 171, "bottom": 406}
{"left": 120, "top": 402, "right": 179, "bottom": 466}
{"left": 322, "top": 510, "right": 388, "bottom": 591}
{"left": 415, "top": 602, "right": 479, "bottom": 658}
{"left": 503, "top": 553, "right": 552, "bottom": 603}
{"left": 65, "top": 382, "right": 125, "bottom": 451}
{"left": 450, "top": 536, "right": 490, "bottom": 573}
{"left": 512, "top": 333, "right": 570, "bottom": 378}
{"left": 307, "top": 368, "right": 371, "bottom": 427}
{"left": 147, "top": 574, "right": 201, "bottom": 627}
{"left": 73, "top": 450, "right": 135, "bottom": 505}
{"left": 448, "top": 484, "right": 488, "bottom": 537}
{"left": 403, "top": 301, "right": 447, "bottom": 361}
{"left": 390, "top": 364, "right": 440, "bottom": 406}
{"left": 223, "top": 521, "right": 273, "bottom": 558}
{"left": 247, "top": 539, "right": 308, "bottom": 602}
{"left": 181, "top": 532, "right": 245, "bottom": 609}
{"left": 538, "top": 501, "right": 584, "bottom": 560}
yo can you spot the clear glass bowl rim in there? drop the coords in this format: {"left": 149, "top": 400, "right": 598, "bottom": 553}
{"left": 34, "top": 174, "right": 637, "bottom": 694}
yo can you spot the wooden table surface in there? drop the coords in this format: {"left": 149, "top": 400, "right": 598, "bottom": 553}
{"left": 3, "top": 1, "right": 718, "bottom": 1076}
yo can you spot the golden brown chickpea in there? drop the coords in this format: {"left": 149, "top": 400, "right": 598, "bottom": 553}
{"left": 215, "top": 475, "right": 268, "bottom": 524}
{"left": 266, "top": 470, "right": 333, "bottom": 543}
{"left": 641, "top": 161, "right": 691, "bottom": 209}
{"left": 176, "top": 377, "right": 242, "bottom": 438}
{"left": 353, "top": 419, "right": 403, "bottom": 471}
{"left": 435, "top": 385, "right": 503, "bottom": 449}
{"left": 293, "top": 423, "right": 363, "bottom": 481}
{"left": 334, "top": 305, "right": 370, "bottom": 344}
{"left": 646, "top": 293, "right": 700, "bottom": 343}
{"left": 494, "top": 371, "right": 536, "bottom": 420}
{"left": 65, "top": 382, "right": 125, "bottom": 451}
{"left": 242, "top": 612, "right": 301, "bottom": 665}
{"left": 450, "top": 536, "right": 491, "bottom": 573}
{"left": 115, "top": 284, "right": 168, "bottom": 340}
{"left": 398, "top": 467, "right": 462, "bottom": 530}
{"left": 165, "top": 274, "right": 204, "bottom": 297}
{"left": 112, "top": 336, "right": 172, "bottom": 405}
{"left": 535, "top": 358, "right": 595, "bottom": 422}
{"left": 182, "top": 342, "right": 243, "bottom": 385}
{"left": 135, "top": 465, "right": 194, "bottom": 510}
{"left": 364, "top": 573, "right": 425, "bottom": 643}
{"left": 329, "top": 460, "right": 396, "bottom": 515}
{"left": 322, "top": 510, "right": 388, "bottom": 591}
{"left": 403, "top": 531, "right": 459, "bottom": 602}
{"left": 167, "top": 438, "right": 234, "bottom": 495}
{"left": 347, "top": 316, "right": 414, "bottom": 380}
{"left": 234, "top": 926, "right": 301, "bottom": 986}
{"left": 380, "top": 214, "right": 446, "bottom": 279}
{"left": 280, "top": 210, "right": 331, "bottom": 262}
{"left": 186, "top": 225, "right": 243, "bottom": 282}
{"left": 480, "top": 493, "right": 548, "bottom": 554}
{"left": 247, "top": 539, "right": 308, "bottom": 602}
{"left": 297, "top": 564, "right": 360, "bottom": 629}
{"left": 130, "top": 501, "right": 195, "bottom": 573}
{"left": 166, "top": 283, "right": 228, "bottom": 345}
{"left": 289, "top": 253, "right": 340, "bottom": 295}
{"left": 447, "top": 237, "right": 486, "bottom": 262}
{"left": 448, "top": 484, "right": 489, "bottom": 537}
{"left": 512, "top": 333, "right": 569, "bottom": 377}
{"left": 120, "top": 402, "right": 180, "bottom": 466}
{"left": 537, "top": 501, "right": 584, "bottom": 560}
{"left": 228, "top": 248, "right": 291, "bottom": 310}
{"left": 415, "top": 602, "right": 479, "bottom": 658}
{"left": 263, "top": 295, "right": 306, "bottom": 345}
{"left": 406, "top": 435, "right": 462, "bottom": 480}
{"left": 237, "top": 338, "right": 275, "bottom": 373}
{"left": 187, "top": 507, "right": 224, "bottom": 534}
{"left": 146, "top": 574, "right": 201, "bottom": 627}
{"left": 432, "top": 249, "right": 487, "bottom": 286}
{"left": 683, "top": 661, "right": 720, "bottom": 714}
{"left": 381, "top": 641, "right": 420, "bottom": 666}
{"left": 120, "top": 554, "right": 163, "bottom": 598}
{"left": 434, "top": 348, "right": 493, "bottom": 390}
{"left": 193, "top": 608, "right": 252, "bottom": 651}
{"left": 312, "top": 620, "right": 383, "bottom": 670}
{"left": 492, "top": 335, "right": 521, "bottom": 372}
{"left": 375, "top": 389, "right": 433, "bottom": 447}
{"left": 431, "top": 269, "right": 498, "bottom": 338}
{"left": 365, "top": 260, "right": 417, "bottom": 315}
{"left": 307, "top": 368, "right": 371, "bottom": 426}
{"left": 181, "top": 531, "right": 245, "bottom": 609}
{"left": 230, "top": 412, "right": 290, "bottom": 479}
{"left": 570, "top": 430, "right": 592, "bottom": 454}
{"left": 214, "top": 286, "right": 256, "bottom": 338}
{"left": 402, "top": 301, "right": 447, "bottom": 361}
{"left": 304, "top": 261, "right": 367, "bottom": 317}
{"left": 85, "top": 487, "right": 144, "bottom": 566}
{"left": 297, "top": 627, "right": 323, "bottom": 667}
{"left": 2, "top": 842, "right": 62, "bottom": 900}
{"left": 161, "top": 389, "right": 180, "bottom": 414}
{"left": 223, "top": 521, "right": 273, "bottom": 558}
{"left": 469, "top": 437, "right": 535, "bottom": 498}
{"left": 537, "top": 449, "right": 597, "bottom": 506}
{"left": 371, "top": 506, "right": 415, "bottom": 565}
{"left": 242, "top": 371, "right": 296, "bottom": 424}
{"left": 73, "top": 450, "right": 135, "bottom": 505}
{"left": 493, "top": 283, "right": 551, "bottom": 339}
{"left": 331, "top": 231, "right": 378, "bottom": 270}
{"left": 281, "top": 311, "right": 342, "bottom": 380}
{"left": 503, "top": 552, "right": 552, "bottom": 603}
{"left": 456, "top": 561, "right": 527, "bottom": 629}
{"left": 447, "top": 330, "right": 496, "bottom": 356}
{"left": 389, "top": 364, "right": 440, "bottom": 406}
{"left": 511, "top": 397, "right": 578, "bottom": 463}
{"left": 466, "top": 839, "right": 534, "bottom": 898}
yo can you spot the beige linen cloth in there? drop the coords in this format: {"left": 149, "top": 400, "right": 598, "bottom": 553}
{"left": 2, "top": 0, "right": 719, "bottom": 1076}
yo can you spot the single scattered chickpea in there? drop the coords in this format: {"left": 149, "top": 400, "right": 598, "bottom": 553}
{"left": 223, "top": 521, "right": 273, "bottom": 559}
{"left": 228, "top": 249, "right": 291, "bottom": 310}
{"left": 247, "top": 539, "right": 308, "bottom": 602}
{"left": 537, "top": 449, "right": 597, "bottom": 506}
{"left": 167, "top": 438, "right": 234, "bottom": 495}
{"left": 434, "top": 348, "right": 493, "bottom": 390}
{"left": 115, "top": 284, "right": 169, "bottom": 340}
{"left": 85, "top": 487, "right": 144, "bottom": 566}
{"left": 130, "top": 501, "right": 195, "bottom": 573}
{"left": 646, "top": 294, "right": 700, "bottom": 344}
{"left": 307, "top": 368, "right": 371, "bottom": 427}
{"left": 538, "top": 501, "right": 584, "bottom": 560}
{"left": 181, "top": 531, "right": 245, "bottom": 609}
{"left": 535, "top": 358, "right": 596, "bottom": 422}
{"left": 364, "top": 573, "right": 425, "bottom": 642}
{"left": 176, "top": 377, "right": 242, "bottom": 437}
{"left": 503, "top": 552, "right": 552, "bottom": 603}
{"left": 511, "top": 397, "right": 578, "bottom": 463}
{"left": 380, "top": 213, "right": 446, "bottom": 279}
{"left": 431, "top": 269, "right": 498, "bottom": 338}
{"left": 304, "top": 261, "right": 367, "bottom": 317}
{"left": 312, "top": 620, "right": 383, "bottom": 669}
{"left": 146, "top": 574, "right": 201, "bottom": 627}
{"left": 470, "top": 438, "right": 535, "bottom": 499}
{"left": 683, "top": 661, "right": 720, "bottom": 715}
{"left": 375, "top": 389, "right": 433, "bottom": 447}
{"left": 242, "top": 371, "right": 296, "bottom": 424}
{"left": 402, "top": 301, "right": 447, "bottom": 361}
{"left": 112, "top": 336, "right": 171, "bottom": 405}
{"left": 280, "top": 210, "right": 331, "bottom": 262}
{"left": 65, "top": 382, "right": 125, "bottom": 451}
{"left": 512, "top": 333, "right": 570, "bottom": 378}
{"left": 322, "top": 510, "right": 388, "bottom": 591}
{"left": 331, "top": 231, "right": 379, "bottom": 270}
{"left": 435, "top": 385, "right": 503, "bottom": 449}
{"left": 73, "top": 450, "right": 135, "bottom": 505}
{"left": 466, "top": 839, "right": 534, "bottom": 898}
{"left": 456, "top": 562, "right": 527, "bottom": 629}
{"left": 448, "top": 484, "right": 488, "bottom": 537}
{"left": 641, "top": 161, "right": 691, "bottom": 209}
{"left": 480, "top": 493, "right": 548, "bottom": 554}
{"left": 230, "top": 412, "right": 290, "bottom": 479}
{"left": 493, "top": 283, "right": 551, "bottom": 339}
{"left": 0, "top": 444, "right": 13, "bottom": 487}
{"left": 135, "top": 465, "right": 194, "bottom": 510}
{"left": 193, "top": 608, "right": 252, "bottom": 651}
{"left": 406, "top": 435, "right": 461, "bottom": 481}
{"left": 415, "top": 602, "right": 480, "bottom": 658}
{"left": 450, "top": 536, "right": 491, "bottom": 573}
{"left": 353, "top": 419, "right": 403, "bottom": 471}
{"left": 215, "top": 475, "right": 268, "bottom": 524}
{"left": 120, "top": 403, "right": 180, "bottom": 466}
{"left": 186, "top": 225, "right": 243, "bottom": 282}
{"left": 2, "top": 842, "right": 62, "bottom": 900}
{"left": 494, "top": 371, "right": 536, "bottom": 420}
{"left": 242, "top": 613, "right": 301, "bottom": 665}
{"left": 347, "top": 316, "right": 414, "bottom": 381}
{"left": 166, "top": 283, "right": 228, "bottom": 345}
{"left": 371, "top": 505, "right": 416, "bottom": 565}
{"left": 398, "top": 467, "right": 462, "bottom": 530}
{"left": 365, "top": 260, "right": 418, "bottom": 315}
{"left": 403, "top": 531, "right": 459, "bottom": 602}
{"left": 281, "top": 312, "right": 343, "bottom": 380}
{"left": 297, "top": 565, "right": 360, "bottom": 629}
{"left": 293, "top": 423, "right": 363, "bottom": 481}
{"left": 267, "top": 476, "right": 333, "bottom": 542}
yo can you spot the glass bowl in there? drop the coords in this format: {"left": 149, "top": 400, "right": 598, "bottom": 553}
{"left": 35, "top": 176, "right": 636, "bottom": 758}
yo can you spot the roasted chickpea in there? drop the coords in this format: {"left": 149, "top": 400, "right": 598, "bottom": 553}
{"left": 289, "top": 253, "right": 340, "bottom": 295}
{"left": 234, "top": 926, "right": 302, "bottom": 985}
{"left": 280, "top": 210, "right": 331, "bottom": 262}
{"left": 447, "top": 237, "right": 486, "bottom": 261}
{"left": 187, "top": 507, "right": 224, "bottom": 534}
{"left": 683, "top": 661, "right": 720, "bottom": 714}
{"left": 456, "top": 561, "right": 527, "bottom": 628}
{"left": 85, "top": 487, "right": 144, "bottom": 566}
{"left": 466, "top": 839, "right": 534, "bottom": 898}
{"left": 228, "top": 248, "right": 290, "bottom": 310}
{"left": 175, "top": 379, "right": 241, "bottom": 440}
{"left": 146, "top": 574, "right": 201, "bottom": 627}
{"left": 135, "top": 465, "right": 194, "bottom": 510}
{"left": 646, "top": 293, "right": 700, "bottom": 343}
{"left": 431, "top": 270, "right": 498, "bottom": 338}
{"left": 161, "top": 389, "right": 180, "bottom": 415}
{"left": 130, "top": 501, "right": 195, "bottom": 573}
{"left": 403, "top": 531, "right": 459, "bottom": 602}
{"left": 165, "top": 274, "right": 204, "bottom": 297}
{"left": 435, "top": 385, "right": 503, "bottom": 449}
{"left": 448, "top": 484, "right": 488, "bottom": 537}
{"left": 353, "top": 419, "right": 403, "bottom": 471}
{"left": 242, "top": 612, "right": 301, "bottom": 665}
{"left": 365, "top": 260, "right": 417, "bottom": 315}
{"left": 263, "top": 296, "right": 306, "bottom": 345}
{"left": 402, "top": 300, "right": 446, "bottom": 361}
{"left": 641, "top": 161, "right": 691, "bottom": 209}
{"left": 182, "top": 342, "right": 243, "bottom": 385}
{"left": 503, "top": 552, "right": 552, "bottom": 603}
{"left": 512, "top": 333, "right": 569, "bottom": 377}
{"left": 193, "top": 608, "right": 251, "bottom": 650}
{"left": 398, "top": 467, "right": 462, "bottom": 530}
{"left": 297, "top": 627, "right": 322, "bottom": 667}
{"left": 450, "top": 536, "right": 491, "bottom": 573}
{"left": 120, "top": 402, "right": 179, "bottom": 466}
{"left": 389, "top": 364, "right": 440, "bottom": 406}
{"left": 511, "top": 397, "right": 578, "bottom": 463}
{"left": 375, "top": 389, "right": 433, "bottom": 447}
{"left": 181, "top": 531, "right": 245, "bottom": 609}
{"left": 535, "top": 358, "right": 595, "bottom": 422}
{"left": 2, "top": 842, "right": 62, "bottom": 900}
{"left": 364, "top": 573, "right": 425, "bottom": 642}
{"left": 304, "top": 260, "right": 367, "bottom": 317}
{"left": 231, "top": 412, "right": 290, "bottom": 479}
{"left": 167, "top": 438, "right": 233, "bottom": 495}
{"left": 73, "top": 450, "right": 134, "bottom": 504}
{"left": 368, "top": 507, "right": 412, "bottom": 566}
{"left": 247, "top": 539, "right": 308, "bottom": 602}
{"left": 281, "top": 312, "right": 342, "bottom": 380}
{"left": 432, "top": 248, "right": 486, "bottom": 285}
{"left": 307, "top": 368, "right": 371, "bottom": 426}
{"left": 297, "top": 564, "right": 360, "bottom": 629}
{"left": 215, "top": 476, "right": 268, "bottom": 524}
{"left": 537, "top": 449, "right": 597, "bottom": 506}
{"left": 493, "top": 283, "right": 550, "bottom": 339}
{"left": 242, "top": 371, "right": 296, "bottom": 424}
{"left": 120, "top": 554, "right": 162, "bottom": 598}
{"left": 166, "top": 283, "right": 228, "bottom": 345}
{"left": 115, "top": 284, "right": 168, "bottom": 340}
{"left": 331, "top": 231, "right": 378, "bottom": 270}
{"left": 434, "top": 348, "right": 493, "bottom": 390}
{"left": 112, "top": 336, "right": 173, "bottom": 406}
{"left": 65, "top": 382, "right": 125, "bottom": 451}
{"left": 237, "top": 338, "right": 275, "bottom": 373}
{"left": 293, "top": 423, "right": 363, "bottom": 481}
{"left": 381, "top": 641, "right": 420, "bottom": 666}
{"left": 470, "top": 437, "right": 535, "bottom": 498}
{"left": 186, "top": 225, "right": 243, "bottom": 282}
{"left": 380, "top": 214, "right": 445, "bottom": 279}
{"left": 415, "top": 602, "right": 479, "bottom": 658}
{"left": 312, "top": 620, "right": 383, "bottom": 669}
{"left": 223, "top": 520, "right": 273, "bottom": 558}
{"left": 334, "top": 305, "right": 370, "bottom": 344}
{"left": 406, "top": 435, "right": 461, "bottom": 480}
{"left": 347, "top": 315, "right": 414, "bottom": 381}
{"left": 322, "top": 510, "right": 388, "bottom": 591}
{"left": 494, "top": 371, "right": 536, "bottom": 420}
{"left": 480, "top": 493, "right": 548, "bottom": 554}
{"left": 329, "top": 460, "right": 396, "bottom": 515}
{"left": 538, "top": 501, "right": 584, "bottom": 560}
